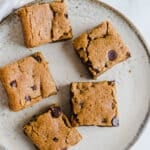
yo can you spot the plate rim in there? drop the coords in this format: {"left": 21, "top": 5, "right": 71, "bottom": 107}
{"left": 90, "top": 0, "right": 150, "bottom": 149}
{"left": 0, "top": 0, "right": 150, "bottom": 149}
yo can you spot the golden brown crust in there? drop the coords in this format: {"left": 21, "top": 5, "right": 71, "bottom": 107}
{"left": 24, "top": 104, "right": 82, "bottom": 150}
{"left": 0, "top": 52, "right": 57, "bottom": 111}
{"left": 18, "top": 1, "right": 72, "bottom": 48}
{"left": 70, "top": 81, "right": 118, "bottom": 127}
{"left": 73, "top": 21, "right": 131, "bottom": 79}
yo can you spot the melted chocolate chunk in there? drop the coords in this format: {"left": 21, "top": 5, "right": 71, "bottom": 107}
{"left": 101, "top": 118, "right": 107, "bottom": 123}
{"left": 31, "top": 85, "right": 36, "bottom": 91}
{"left": 53, "top": 137, "right": 59, "bottom": 142}
{"left": 25, "top": 96, "right": 31, "bottom": 102}
{"left": 108, "top": 81, "right": 115, "bottom": 86}
{"left": 32, "top": 55, "right": 42, "bottom": 63}
{"left": 108, "top": 50, "right": 117, "bottom": 61}
{"left": 126, "top": 52, "right": 131, "bottom": 58}
{"left": 111, "top": 117, "right": 119, "bottom": 126}
{"left": 10, "top": 80, "right": 17, "bottom": 87}
{"left": 50, "top": 106, "right": 62, "bottom": 118}
{"left": 64, "top": 13, "right": 68, "bottom": 18}
{"left": 104, "top": 63, "right": 108, "bottom": 68}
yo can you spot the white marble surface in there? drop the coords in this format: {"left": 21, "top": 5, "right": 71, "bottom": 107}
{"left": 0, "top": 0, "right": 149, "bottom": 150}
{"left": 100, "top": 1, "right": 150, "bottom": 150}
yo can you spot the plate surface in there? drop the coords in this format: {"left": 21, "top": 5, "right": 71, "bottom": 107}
{"left": 0, "top": 0, "right": 150, "bottom": 150}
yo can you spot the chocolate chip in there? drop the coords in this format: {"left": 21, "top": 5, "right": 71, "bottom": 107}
{"left": 64, "top": 14, "right": 68, "bottom": 18}
{"left": 53, "top": 137, "right": 59, "bottom": 142}
{"left": 31, "top": 85, "right": 36, "bottom": 91}
{"left": 25, "top": 96, "right": 31, "bottom": 101}
{"left": 111, "top": 117, "right": 119, "bottom": 126}
{"left": 108, "top": 81, "right": 115, "bottom": 86}
{"left": 101, "top": 118, "right": 107, "bottom": 123}
{"left": 63, "top": 32, "right": 69, "bottom": 36}
{"left": 32, "top": 55, "right": 42, "bottom": 63}
{"left": 62, "top": 148, "right": 67, "bottom": 150}
{"left": 91, "top": 84, "right": 95, "bottom": 87}
{"left": 108, "top": 50, "right": 117, "bottom": 61}
{"left": 126, "top": 52, "right": 131, "bottom": 58}
{"left": 104, "top": 63, "right": 108, "bottom": 68}
{"left": 50, "top": 106, "right": 62, "bottom": 118}
{"left": 10, "top": 80, "right": 17, "bottom": 87}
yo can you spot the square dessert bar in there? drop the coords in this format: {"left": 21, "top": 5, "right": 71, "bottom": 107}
{"left": 24, "top": 104, "right": 82, "bottom": 150}
{"left": 73, "top": 21, "right": 131, "bottom": 79}
{"left": 18, "top": 0, "right": 72, "bottom": 48}
{"left": 70, "top": 81, "right": 119, "bottom": 127}
{"left": 0, "top": 52, "right": 57, "bottom": 111}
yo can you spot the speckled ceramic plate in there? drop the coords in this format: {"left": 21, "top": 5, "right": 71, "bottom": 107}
{"left": 0, "top": 0, "right": 149, "bottom": 150}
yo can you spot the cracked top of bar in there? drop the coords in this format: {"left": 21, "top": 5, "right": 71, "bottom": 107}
{"left": 18, "top": 0, "right": 72, "bottom": 48}
{"left": 0, "top": 52, "right": 57, "bottom": 111}
{"left": 73, "top": 21, "right": 131, "bottom": 79}
{"left": 24, "top": 104, "right": 82, "bottom": 150}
